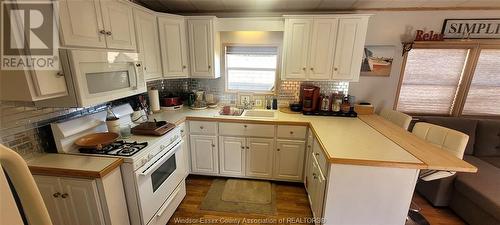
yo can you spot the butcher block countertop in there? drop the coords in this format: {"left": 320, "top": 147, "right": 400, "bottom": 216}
{"left": 150, "top": 108, "right": 476, "bottom": 172}
{"left": 28, "top": 154, "right": 123, "bottom": 179}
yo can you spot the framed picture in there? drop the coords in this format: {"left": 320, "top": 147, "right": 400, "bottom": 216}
{"left": 442, "top": 19, "right": 500, "bottom": 39}
{"left": 360, "top": 45, "right": 395, "bottom": 77}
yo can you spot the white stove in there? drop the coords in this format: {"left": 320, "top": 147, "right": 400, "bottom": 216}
{"left": 51, "top": 104, "right": 186, "bottom": 225}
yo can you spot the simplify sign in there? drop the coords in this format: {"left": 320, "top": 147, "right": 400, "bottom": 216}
{"left": 442, "top": 19, "right": 500, "bottom": 39}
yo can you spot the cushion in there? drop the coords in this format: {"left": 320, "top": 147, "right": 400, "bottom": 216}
{"left": 416, "top": 116, "right": 478, "bottom": 155}
{"left": 474, "top": 119, "right": 500, "bottom": 157}
{"left": 478, "top": 157, "right": 500, "bottom": 169}
{"left": 454, "top": 156, "right": 500, "bottom": 221}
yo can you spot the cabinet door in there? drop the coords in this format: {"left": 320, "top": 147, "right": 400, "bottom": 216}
{"left": 181, "top": 135, "right": 191, "bottom": 176}
{"left": 282, "top": 19, "right": 312, "bottom": 80}
{"left": 159, "top": 16, "right": 189, "bottom": 78}
{"left": 187, "top": 19, "right": 214, "bottom": 77}
{"left": 246, "top": 138, "right": 274, "bottom": 179}
{"left": 304, "top": 130, "right": 314, "bottom": 191}
{"left": 274, "top": 140, "right": 306, "bottom": 181}
{"left": 332, "top": 18, "right": 368, "bottom": 81}
{"left": 59, "top": 0, "right": 106, "bottom": 48}
{"left": 59, "top": 178, "right": 105, "bottom": 225}
{"left": 34, "top": 176, "right": 70, "bottom": 225}
{"left": 100, "top": 0, "right": 136, "bottom": 50}
{"left": 31, "top": 67, "right": 68, "bottom": 98}
{"left": 310, "top": 161, "right": 327, "bottom": 221}
{"left": 308, "top": 18, "right": 338, "bottom": 80}
{"left": 134, "top": 9, "right": 162, "bottom": 80}
{"left": 190, "top": 135, "right": 219, "bottom": 174}
{"left": 219, "top": 136, "right": 245, "bottom": 176}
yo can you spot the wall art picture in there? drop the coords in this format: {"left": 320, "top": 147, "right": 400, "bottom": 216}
{"left": 360, "top": 45, "right": 395, "bottom": 77}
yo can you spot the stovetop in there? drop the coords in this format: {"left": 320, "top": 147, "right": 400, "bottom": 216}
{"left": 79, "top": 140, "right": 148, "bottom": 156}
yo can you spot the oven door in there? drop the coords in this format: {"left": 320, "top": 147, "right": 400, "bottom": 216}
{"left": 135, "top": 141, "right": 184, "bottom": 225}
{"left": 68, "top": 49, "right": 146, "bottom": 107}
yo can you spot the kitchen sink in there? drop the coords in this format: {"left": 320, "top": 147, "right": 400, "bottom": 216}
{"left": 242, "top": 110, "right": 277, "bottom": 118}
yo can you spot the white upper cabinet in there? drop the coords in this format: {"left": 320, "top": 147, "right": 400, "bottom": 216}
{"left": 332, "top": 18, "right": 369, "bottom": 81}
{"left": 134, "top": 9, "right": 163, "bottom": 80}
{"left": 159, "top": 15, "right": 190, "bottom": 79}
{"left": 282, "top": 15, "right": 370, "bottom": 82}
{"left": 59, "top": 0, "right": 136, "bottom": 50}
{"left": 282, "top": 19, "right": 312, "bottom": 79}
{"left": 59, "top": 0, "right": 106, "bottom": 48}
{"left": 187, "top": 17, "right": 221, "bottom": 79}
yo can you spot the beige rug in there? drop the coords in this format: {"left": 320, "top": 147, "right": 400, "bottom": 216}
{"left": 199, "top": 178, "right": 277, "bottom": 215}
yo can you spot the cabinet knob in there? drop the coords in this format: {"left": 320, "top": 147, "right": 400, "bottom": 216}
{"left": 144, "top": 66, "right": 147, "bottom": 71}
{"left": 56, "top": 72, "right": 64, "bottom": 77}
{"left": 106, "top": 31, "right": 112, "bottom": 36}
{"left": 310, "top": 68, "right": 314, "bottom": 71}
{"left": 183, "top": 65, "right": 187, "bottom": 69}
{"left": 246, "top": 146, "right": 249, "bottom": 149}
{"left": 277, "top": 148, "right": 280, "bottom": 151}
{"left": 243, "top": 125, "right": 247, "bottom": 128}
{"left": 99, "top": 30, "right": 106, "bottom": 35}
{"left": 302, "top": 67, "right": 306, "bottom": 71}
{"left": 290, "top": 131, "right": 294, "bottom": 135}
{"left": 313, "top": 173, "right": 318, "bottom": 179}
{"left": 200, "top": 126, "right": 204, "bottom": 129}
{"left": 53, "top": 192, "right": 61, "bottom": 198}
{"left": 61, "top": 193, "right": 69, "bottom": 198}
{"left": 307, "top": 145, "right": 311, "bottom": 148}
{"left": 334, "top": 67, "right": 338, "bottom": 71}
{"left": 241, "top": 146, "right": 245, "bottom": 149}
{"left": 314, "top": 152, "right": 320, "bottom": 156}
{"left": 208, "top": 65, "right": 211, "bottom": 69}
{"left": 211, "top": 144, "right": 215, "bottom": 147}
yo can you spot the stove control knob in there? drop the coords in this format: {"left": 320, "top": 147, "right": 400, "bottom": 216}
{"left": 148, "top": 154, "right": 154, "bottom": 160}
{"left": 141, "top": 158, "right": 148, "bottom": 165}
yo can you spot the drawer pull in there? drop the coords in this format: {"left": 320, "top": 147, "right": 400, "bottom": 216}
{"left": 211, "top": 144, "right": 215, "bottom": 147}
{"left": 53, "top": 192, "right": 61, "bottom": 198}
{"left": 246, "top": 146, "right": 250, "bottom": 149}
{"left": 200, "top": 126, "right": 204, "bottom": 129}
{"left": 307, "top": 145, "right": 311, "bottom": 148}
{"left": 314, "top": 152, "right": 320, "bottom": 156}
{"left": 61, "top": 193, "right": 69, "bottom": 198}
{"left": 290, "top": 131, "right": 294, "bottom": 135}
{"left": 241, "top": 146, "right": 245, "bottom": 149}
{"left": 277, "top": 148, "right": 280, "bottom": 151}
{"left": 244, "top": 125, "right": 248, "bottom": 128}
{"left": 313, "top": 173, "right": 318, "bottom": 179}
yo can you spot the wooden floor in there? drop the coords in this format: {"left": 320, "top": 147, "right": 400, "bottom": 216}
{"left": 168, "top": 175, "right": 466, "bottom": 225}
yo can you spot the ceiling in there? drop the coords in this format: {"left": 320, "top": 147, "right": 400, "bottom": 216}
{"left": 135, "top": 0, "right": 500, "bottom": 13}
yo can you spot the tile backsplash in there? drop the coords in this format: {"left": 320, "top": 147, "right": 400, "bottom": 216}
{"left": 0, "top": 101, "right": 107, "bottom": 159}
{"left": 1, "top": 78, "right": 347, "bottom": 159}
{"left": 147, "top": 78, "right": 349, "bottom": 106}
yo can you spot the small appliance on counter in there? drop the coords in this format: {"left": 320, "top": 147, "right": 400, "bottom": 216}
{"left": 160, "top": 93, "right": 183, "bottom": 111}
{"left": 300, "top": 85, "right": 320, "bottom": 112}
{"left": 191, "top": 90, "right": 207, "bottom": 110}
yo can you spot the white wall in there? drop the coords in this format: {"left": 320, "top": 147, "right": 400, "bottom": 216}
{"left": 348, "top": 10, "right": 500, "bottom": 112}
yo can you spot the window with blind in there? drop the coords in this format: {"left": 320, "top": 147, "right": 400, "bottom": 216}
{"left": 225, "top": 46, "right": 278, "bottom": 93}
{"left": 396, "top": 49, "right": 469, "bottom": 115}
{"left": 462, "top": 49, "right": 500, "bottom": 116}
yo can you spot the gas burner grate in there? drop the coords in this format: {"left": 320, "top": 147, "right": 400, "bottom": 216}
{"left": 79, "top": 141, "right": 148, "bottom": 156}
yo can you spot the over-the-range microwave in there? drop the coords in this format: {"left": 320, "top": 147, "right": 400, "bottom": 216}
{"left": 36, "top": 49, "right": 146, "bottom": 108}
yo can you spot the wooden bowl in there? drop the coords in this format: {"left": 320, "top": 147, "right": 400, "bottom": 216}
{"left": 74, "top": 132, "right": 119, "bottom": 149}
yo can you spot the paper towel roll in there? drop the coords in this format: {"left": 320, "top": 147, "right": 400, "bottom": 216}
{"left": 148, "top": 89, "right": 160, "bottom": 112}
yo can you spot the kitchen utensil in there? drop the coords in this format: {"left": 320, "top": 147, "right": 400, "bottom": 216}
{"left": 131, "top": 120, "right": 176, "bottom": 136}
{"left": 289, "top": 102, "right": 302, "bottom": 112}
{"left": 74, "top": 132, "right": 119, "bottom": 149}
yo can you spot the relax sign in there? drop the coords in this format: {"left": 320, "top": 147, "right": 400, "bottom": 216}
{"left": 442, "top": 19, "right": 500, "bottom": 39}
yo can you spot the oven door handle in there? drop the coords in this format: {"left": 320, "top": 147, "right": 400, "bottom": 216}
{"left": 139, "top": 141, "right": 183, "bottom": 177}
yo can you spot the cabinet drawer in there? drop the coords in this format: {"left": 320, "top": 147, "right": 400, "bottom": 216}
{"left": 189, "top": 121, "right": 217, "bottom": 135}
{"left": 219, "top": 123, "right": 275, "bottom": 138}
{"left": 277, "top": 125, "right": 307, "bottom": 139}
{"left": 312, "top": 138, "right": 328, "bottom": 174}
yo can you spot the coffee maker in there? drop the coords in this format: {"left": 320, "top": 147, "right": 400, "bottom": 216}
{"left": 300, "top": 85, "right": 320, "bottom": 112}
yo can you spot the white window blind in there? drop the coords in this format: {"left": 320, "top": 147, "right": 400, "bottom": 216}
{"left": 462, "top": 49, "right": 500, "bottom": 116}
{"left": 397, "top": 49, "right": 469, "bottom": 115}
{"left": 225, "top": 46, "right": 278, "bottom": 92}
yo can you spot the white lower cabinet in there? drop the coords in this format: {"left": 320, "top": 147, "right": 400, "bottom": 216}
{"left": 219, "top": 137, "right": 274, "bottom": 178}
{"left": 35, "top": 176, "right": 104, "bottom": 225}
{"left": 190, "top": 134, "right": 219, "bottom": 174}
{"left": 246, "top": 138, "right": 274, "bottom": 179}
{"left": 274, "top": 140, "right": 306, "bottom": 181}
{"left": 219, "top": 136, "right": 246, "bottom": 176}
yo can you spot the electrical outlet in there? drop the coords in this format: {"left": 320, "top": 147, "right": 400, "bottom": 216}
{"left": 255, "top": 99, "right": 262, "bottom": 107}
